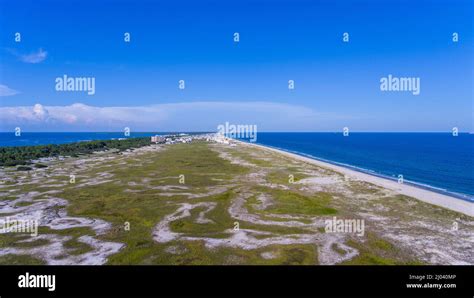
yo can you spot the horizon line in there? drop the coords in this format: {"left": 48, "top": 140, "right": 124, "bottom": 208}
{"left": 1, "top": 131, "right": 472, "bottom": 134}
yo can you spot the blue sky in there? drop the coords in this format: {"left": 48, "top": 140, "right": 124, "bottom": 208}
{"left": 0, "top": 0, "right": 472, "bottom": 132}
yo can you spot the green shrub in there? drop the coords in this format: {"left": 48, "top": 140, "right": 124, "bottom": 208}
{"left": 17, "top": 166, "right": 32, "bottom": 171}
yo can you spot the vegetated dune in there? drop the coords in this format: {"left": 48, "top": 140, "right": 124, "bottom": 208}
{"left": 0, "top": 139, "right": 472, "bottom": 265}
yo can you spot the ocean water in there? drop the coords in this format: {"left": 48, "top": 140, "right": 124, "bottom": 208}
{"left": 247, "top": 133, "right": 474, "bottom": 201}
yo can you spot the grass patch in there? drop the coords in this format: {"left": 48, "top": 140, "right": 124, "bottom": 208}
{"left": 64, "top": 238, "right": 94, "bottom": 255}
{"left": 0, "top": 254, "right": 45, "bottom": 265}
{"left": 258, "top": 188, "right": 337, "bottom": 216}
{"left": 341, "top": 232, "right": 424, "bottom": 265}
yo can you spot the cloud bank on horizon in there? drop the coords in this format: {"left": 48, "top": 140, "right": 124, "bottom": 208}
{"left": 0, "top": 101, "right": 341, "bottom": 132}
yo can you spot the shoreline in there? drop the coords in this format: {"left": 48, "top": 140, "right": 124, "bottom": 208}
{"left": 241, "top": 142, "right": 474, "bottom": 203}
{"left": 236, "top": 140, "right": 474, "bottom": 217}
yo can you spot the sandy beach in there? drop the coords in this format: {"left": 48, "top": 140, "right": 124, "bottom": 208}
{"left": 238, "top": 141, "right": 474, "bottom": 217}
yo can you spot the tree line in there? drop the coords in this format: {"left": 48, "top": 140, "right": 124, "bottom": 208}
{"left": 0, "top": 137, "right": 152, "bottom": 168}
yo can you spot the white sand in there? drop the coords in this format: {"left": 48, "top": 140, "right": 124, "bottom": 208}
{"left": 237, "top": 141, "right": 474, "bottom": 217}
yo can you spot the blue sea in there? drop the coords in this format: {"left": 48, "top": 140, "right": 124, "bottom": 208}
{"left": 1, "top": 132, "right": 473, "bottom": 202}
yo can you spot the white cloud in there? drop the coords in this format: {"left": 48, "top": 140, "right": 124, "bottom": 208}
{"left": 0, "top": 84, "right": 19, "bottom": 96}
{"left": 32, "top": 103, "right": 49, "bottom": 120}
{"left": 0, "top": 101, "right": 346, "bottom": 132}
{"left": 18, "top": 48, "right": 48, "bottom": 63}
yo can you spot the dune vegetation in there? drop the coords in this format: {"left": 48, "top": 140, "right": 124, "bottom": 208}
{"left": 0, "top": 140, "right": 472, "bottom": 265}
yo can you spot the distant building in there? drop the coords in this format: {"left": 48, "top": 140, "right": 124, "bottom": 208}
{"left": 151, "top": 135, "right": 165, "bottom": 143}
{"left": 214, "top": 134, "right": 230, "bottom": 144}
